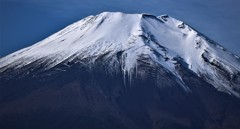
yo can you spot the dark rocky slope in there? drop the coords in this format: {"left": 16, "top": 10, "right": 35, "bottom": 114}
{"left": 1, "top": 57, "right": 240, "bottom": 129}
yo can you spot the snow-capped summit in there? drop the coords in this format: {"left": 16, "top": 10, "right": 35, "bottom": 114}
{"left": 1, "top": 12, "right": 240, "bottom": 129}
{"left": 0, "top": 12, "right": 240, "bottom": 97}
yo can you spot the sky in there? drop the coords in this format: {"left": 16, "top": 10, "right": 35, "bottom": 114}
{"left": 0, "top": 0, "right": 240, "bottom": 57}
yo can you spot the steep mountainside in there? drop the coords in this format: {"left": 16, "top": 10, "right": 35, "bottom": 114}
{"left": 0, "top": 12, "right": 240, "bottom": 129}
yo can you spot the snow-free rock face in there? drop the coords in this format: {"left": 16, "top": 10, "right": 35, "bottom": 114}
{"left": 1, "top": 12, "right": 240, "bottom": 129}
{"left": 1, "top": 12, "right": 240, "bottom": 97}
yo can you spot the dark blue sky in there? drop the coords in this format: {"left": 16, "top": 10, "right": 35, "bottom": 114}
{"left": 1, "top": 0, "right": 240, "bottom": 57}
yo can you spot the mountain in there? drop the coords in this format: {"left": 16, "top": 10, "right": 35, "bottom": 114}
{"left": 0, "top": 12, "right": 240, "bottom": 129}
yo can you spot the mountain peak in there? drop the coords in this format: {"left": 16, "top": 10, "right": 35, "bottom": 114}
{"left": 0, "top": 12, "right": 240, "bottom": 97}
